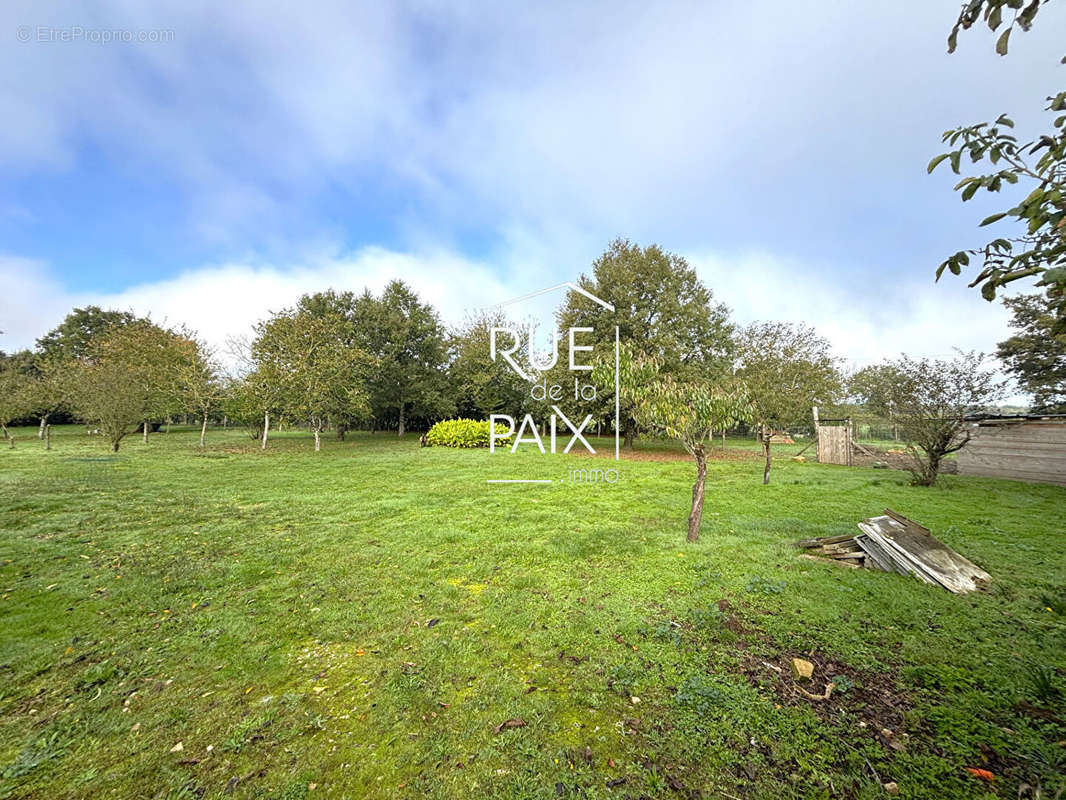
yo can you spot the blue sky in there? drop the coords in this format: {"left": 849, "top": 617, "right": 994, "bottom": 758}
{"left": 2, "top": 0, "right": 1064, "bottom": 388}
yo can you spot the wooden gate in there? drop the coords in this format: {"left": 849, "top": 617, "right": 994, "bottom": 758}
{"left": 817, "top": 424, "right": 852, "bottom": 466}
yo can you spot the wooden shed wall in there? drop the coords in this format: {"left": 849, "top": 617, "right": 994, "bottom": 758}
{"left": 956, "top": 421, "right": 1066, "bottom": 486}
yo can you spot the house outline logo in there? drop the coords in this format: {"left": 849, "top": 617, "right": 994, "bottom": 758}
{"left": 482, "top": 281, "right": 622, "bottom": 485}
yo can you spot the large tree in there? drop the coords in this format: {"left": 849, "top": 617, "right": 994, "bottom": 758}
{"left": 352, "top": 281, "right": 452, "bottom": 435}
{"left": 735, "top": 322, "right": 842, "bottom": 484}
{"left": 448, "top": 310, "right": 527, "bottom": 419}
{"left": 930, "top": 0, "right": 1065, "bottom": 330}
{"left": 851, "top": 352, "right": 1004, "bottom": 486}
{"left": 36, "top": 306, "right": 139, "bottom": 361}
{"left": 997, "top": 291, "right": 1066, "bottom": 411}
{"left": 556, "top": 239, "right": 735, "bottom": 448}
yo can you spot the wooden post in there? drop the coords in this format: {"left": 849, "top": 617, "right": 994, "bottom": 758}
{"left": 812, "top": 406, "right": 819, "bottom": 461}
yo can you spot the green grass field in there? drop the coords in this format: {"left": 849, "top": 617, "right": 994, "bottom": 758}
{"left": 1, "top": 425, "right": 1064, "bottom": 799}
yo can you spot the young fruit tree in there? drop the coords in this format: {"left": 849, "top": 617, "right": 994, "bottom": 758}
{"left": 67, "top": 331, "right": 150, "bottom": 453}
{"left": 28, "top": 356, "right": 69, "bottom": 447}
{"left": 734, "top": 322, "right": 842, "bottom": 484}
{"left": 631, "top": 369, "right": 751, "bottom": 542}
{"left": 252, "top": 308, "right": 373, "bottom": 451}
{"left": 0, "top": 355, "right": 35, "bottom": 448}
{"left": 66, "top": 321, "right": 193, "bottom": 452}
{"left": 177, "top": 338, "right": 224, "bottom": 447}
{"left": 850, "top": 352, "right": 1004, "bottom": 486}
{"left": 33, "top": 305, "right": 138, "bottom": 437}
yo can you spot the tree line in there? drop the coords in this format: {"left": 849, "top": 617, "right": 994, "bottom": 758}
{"left": 1, "top": 238, "right": 1055, "bottom": 513}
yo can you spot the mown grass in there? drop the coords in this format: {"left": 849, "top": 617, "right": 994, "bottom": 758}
{"left": 0, "top": 425, "right": 1064, "bottom": 799}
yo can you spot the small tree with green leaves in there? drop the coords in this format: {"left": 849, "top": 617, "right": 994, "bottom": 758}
{"left": 252, "top": 308, "right": 373, "bottom": 451}
{"left": 27, "top": 356, "right": 69, "bottom": 444}
{"left": 67, "top": 328, "right": 150, "bottom": 453}
{"left": 850, "top": 352, "right": 1003, "bottom": 486}
{"left": 631, "top": 367, "right": 751, "bottom": 542}
{"left": 0, "top": 356, "right": 35, "bottom": 448}
{"left": 177, "top": 338, "right": 224, "bottom": 447}
{"left": 66, "top": 321, "right": 194, "bottom": 452}
{"left": 33, "top": 306, "right": 141, "bottom": 437}
{"left": 735, "top": 322, "right": 842, "bottom": 484}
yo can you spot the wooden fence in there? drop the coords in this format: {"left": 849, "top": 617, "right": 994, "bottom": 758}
{"left": 956, "top": 419, "right": 1066, "bottom": 486}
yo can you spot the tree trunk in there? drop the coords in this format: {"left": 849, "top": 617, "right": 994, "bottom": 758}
{"left": 914, "top": 450, "right": 941, "bottom": 487}
{"left": 623, "top": 419, "right": 636, "bottom": 451}
{"left": 45, "top": 424, "right": 51, "bottom": 451}
{"left": 336, "top": 423, "right": 347, "bottom": 441}
{"left": 687, "top": 446, "right": 707, "bottom": 542}
{"left": 143, "top": 421, "right": 149, "bottom": 443}
{"left": 112, "top": 439, "right": 120, "bottom": 452}
{"left": 261, "top": 411, "right": 270, "bottom": 450}
{"left": 38, "top": 415, "right": 48, "bottom": 439}
{"left": 761, "top": 424, "right": 772, "bottom": 485}
{"left": 2, "top": 424, "right": 12, "bottom": 449}
{"left": 313, "top": 424, "right": 321, "bottom": 452}
{"left": 200, "top": 412, "right": 208, "bottom": 447}
{"left": 398, "top": 401, "right": 406, "bottom": 437}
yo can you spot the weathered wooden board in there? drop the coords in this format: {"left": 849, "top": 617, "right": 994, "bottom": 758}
{"left": 883, "top": 508, "right": 930, "bottom": 537}
{"left": 856, "top": 515, "right": 990, "bottom": 594}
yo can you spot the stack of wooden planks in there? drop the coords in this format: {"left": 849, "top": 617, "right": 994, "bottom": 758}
{"left": 795, "top": 533, "right": 866, "bottom": 568}
{"left": 797, "top": 509, "right": 991, "bottom": 594}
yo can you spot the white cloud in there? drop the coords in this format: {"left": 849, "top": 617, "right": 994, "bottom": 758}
{"left": 0, "top": 248, "right": 514, "bottom": 362}
{"left": 690, "top": 249, "right": 1014, "bottom": 366}
{"left": 3, "top": 245, "right": 1017, "bottom": 371}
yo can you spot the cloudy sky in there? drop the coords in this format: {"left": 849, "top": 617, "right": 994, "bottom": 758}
{"left": 1, "top": 1, "right": 1063, "bottom": 391}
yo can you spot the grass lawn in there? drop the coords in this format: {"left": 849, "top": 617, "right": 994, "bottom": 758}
{"left": 1, "top": 425, "right": 1064, "bottom": 799}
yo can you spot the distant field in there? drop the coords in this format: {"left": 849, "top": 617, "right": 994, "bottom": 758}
{"left": 1, "top": 425, "right": 1064, "bottom": 799}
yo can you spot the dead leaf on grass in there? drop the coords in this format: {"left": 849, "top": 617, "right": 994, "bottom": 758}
{"left": 493, "top": 718, "right": 527, "bottom": 734}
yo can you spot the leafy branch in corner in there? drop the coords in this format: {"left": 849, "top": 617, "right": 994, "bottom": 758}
{"left": 933, "top": 0, "right": 1066, "bottom": 330}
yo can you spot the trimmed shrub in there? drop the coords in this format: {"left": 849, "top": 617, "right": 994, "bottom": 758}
{"left": 425, "top": 418, "right": 513, "bottom": 448}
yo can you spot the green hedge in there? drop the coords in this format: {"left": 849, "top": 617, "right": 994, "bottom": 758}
{"left": 425, "top": 418, "right": 513, "bottom": 448}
